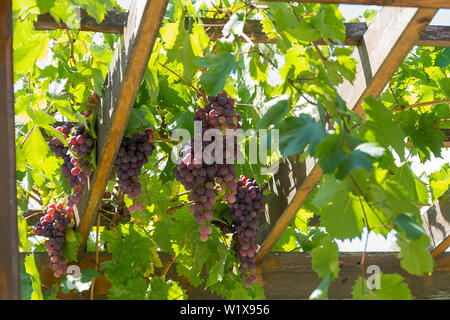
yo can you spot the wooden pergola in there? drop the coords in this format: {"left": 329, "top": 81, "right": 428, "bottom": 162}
{"left": 1, "top": 0, "right": 450, "bottom": 300}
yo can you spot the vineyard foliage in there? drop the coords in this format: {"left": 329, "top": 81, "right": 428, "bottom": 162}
{"left": 14, "top": 0, "right": 450, "bottom": 300}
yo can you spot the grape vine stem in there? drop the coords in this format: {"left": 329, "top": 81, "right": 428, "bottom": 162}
{"left": 391, "top": 98, "right": 450, "bottom": 112}
{"left": 159, "top": 62, "right": 201, "bottom": 96}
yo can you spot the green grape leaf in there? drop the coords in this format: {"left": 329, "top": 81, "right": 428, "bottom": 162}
{"left": 393, "top": 213, "right": 427, "bottom": 240}
{"left": 312, "top": 176, "right": 366, "bottom": 240}
{"left": 149, "top": 276, "right": 187, "bottom": 300}
{"left": 63, "top": 229, "right": 83, "bottom": 262}
{"left": 194, "top": 53, "right": 238, "bottom": 96}
{"left": 316, "top": 135, "right": 375, "bottom": 180}
{"left": 271, "top": 226, "right": 298, "bottom": 252}
{"left": 352, "top": 273, "right": 412, "bottom": 300}
{"left": 279, "top": 114, "right": 326, "bottom": 158}
{"left": 429, "top": 165, "right": 450, "bottom": 203}
{"left": 311, "top": 4, "right": 346, "bottom": 43}
{"left": 20, "top": 261, "right": 33, "bottom": 300}
{"left": 257, "top": 96, "right": 290, "bottom": 130}
{"left": 397, "top": 234, "right": 434, "bottom": 276}
{"left": 24, "top": 254, "right": 44, "bottom": 300}
{"left": 362, "top": 95, "right": 406, "bottom": 160}
{"left": 311, "top": 237, "right": 340, "bottom": 279}
{"left": 435, "top": 48, "right": 450, "bottom": 67}
{"left": 400, "top": 111, "right": 445, "bottom": 161}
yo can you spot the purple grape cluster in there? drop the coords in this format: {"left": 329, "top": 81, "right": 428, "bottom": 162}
{"left": 198, "top": 91, "right": 241, "bottom": 132}
{"left": 80, "top": 92, "right": 99, "bottom": 118}
{"left": 48, "top": 122, "right": 95, "bottom": 208}
{"left": 33, "top": 203, "right": 73, "bottom": 278}
{"left": 174, "top": 92, "right": 242, "bottom": 241}
{"left": 114, "top": 129, "right": 155, "bottom": 198}
{"left": 68, "top": 124, "right": 94, "bottom": 158}
{"left": 228, "top": 175, "right": 265, "bottom": 288}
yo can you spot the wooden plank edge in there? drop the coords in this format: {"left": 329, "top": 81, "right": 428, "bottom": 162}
{"left": 74, "top": 0, "right": 169, "bottom": 245}
{"left": 259, "top": 0, "right": 450, "bottom": 9}
{"left": 431, "top": 235, "right": 450, "bottom": 259}
{"left": 22, "top": 251, "right": 450, "bottom": 300}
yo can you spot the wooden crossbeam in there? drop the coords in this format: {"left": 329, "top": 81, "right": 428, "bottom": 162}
{"left": 34, "top": 12, "right": 450, "bottom": 48}
{"left": 264, "top": 0, "right": 450, "bottom": 9}
{"left": 74, "top": 0, "right": 168, "bottom": 244}
{"left": 25, "top": 251, "right": 450, "bottom": 299}
{"left": 0, "top": 0, "right": 20, "bottom": 300}
{"left": 34, "top": 10, "right": 127, "bottom": 34}
{"left": 256, "top": 6, "right": 438, "bottom": 262}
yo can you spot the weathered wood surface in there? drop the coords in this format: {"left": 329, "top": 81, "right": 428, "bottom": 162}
{"left": 264, "top": 0, "right": 450, "bottom": 9}
{"left": 34, "top": 12, "right": 450, "bottom": 48}
{"left": 423, "top": 189, "right": 450, "bottom": 258}
{"left": 0, "top": 0, "right": 20, "bottom": 300}
{"left": 74, "top": 0, "right": 169, "bottom": 245}
{"left": 24, "top": 252, "right": 450, "bottom": 300}
{"left": 34, "top": 10, "right": 128, "bottom": 34}
{"left": 256, "top": 7, "right": 438, "bottom": 261}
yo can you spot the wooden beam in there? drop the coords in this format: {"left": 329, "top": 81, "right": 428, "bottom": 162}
{"left": 418, "top": 25, "right": 450, "bottom": 47}
{"left": 0, "top": 0, "right": 20, "bottom": 300}
{"left": 24, "top": 251, "right": 450, "bottom": 299}
{"left": 74, "top": 0, "right": 168, "bottom": 244}
{"left": 263, "top": 0, "right": 450, "bottom": 9}
{"left": 34, "top": 10, "right": 128, "bottom": 34}
{"left": 34, "top": 12, "right": 450, "bottom": 48}
{"left": 423, "top": 188, "right": 450, "bottom": 258}
{"left": 256, "top": 7, "right": 438, "bottom": 261}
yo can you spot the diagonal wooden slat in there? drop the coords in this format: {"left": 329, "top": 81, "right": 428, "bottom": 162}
{"left": 0, "top": 0, "right": 20, "bottom": 300}
{"left": 256, "top": 6, "right": 438, "bottom": 262}
{"left": 263, "top": 0, "right": 450, "bottom": 9}
{"left": 74, "top": 0, "right": 168, "bottom": 245}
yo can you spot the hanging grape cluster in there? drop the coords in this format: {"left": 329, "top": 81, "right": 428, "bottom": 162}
{"left": 174, "top": 91, "right": 242, "bottom": 241}
{"left": 33, "top": 203, "right": 73, "bottom": 277}
{"left": 49, "top": 122, "right": 94, "bottom": 207}
{"left": 229, "top": 175, "right": 265, "bottom": 288}
{"left": 114, "top": 129, "right": 155, "bottom": 199}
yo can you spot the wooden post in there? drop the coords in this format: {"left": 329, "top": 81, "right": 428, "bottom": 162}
{"left": 256, "top": 6, "right": 438, "bottom": 261}
{"left": 0, "top": 0, "right": 20, "bottom": 300}
{"left": 74, "top": 0, "right": 169, "bottom": 245}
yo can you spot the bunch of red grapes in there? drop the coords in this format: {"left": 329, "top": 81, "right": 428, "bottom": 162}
{"left": 80, "top": 92, "right": 99, "bottom": 118}
{"left": 33, "top": 203, "right": 73, "bottom": 277}
{"left": 174, "top": 91, "right": 241, "bottom": 242}
{"left": 49, "top": 122, "right": 94, "bottom": 207}
{"left": 114, "top": 129, "right": 155, "bottom": 198}
{"left": 229, "top": 176, "right": 265, "bottom": 288}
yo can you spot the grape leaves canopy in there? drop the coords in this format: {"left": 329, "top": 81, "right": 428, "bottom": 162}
{"left": 9, "top": 0, "right": 450, "bottom": 300}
